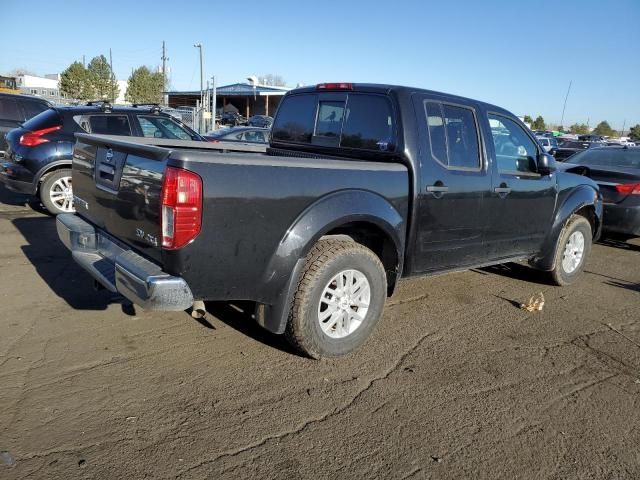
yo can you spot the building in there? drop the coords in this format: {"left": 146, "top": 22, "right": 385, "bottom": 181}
{"left": 16, "top": 74, "right": 61, "bottom": 98}
{"left": 167, "top": 82, "right": 292, "bottom": 118}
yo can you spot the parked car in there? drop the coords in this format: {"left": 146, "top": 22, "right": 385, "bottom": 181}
{"left": 220, "top": 111, "right": 246, "bottom": 127}
{"left": 0, "top": 102, "right": 204, "bottom": 214}
{"left": 57, "top": 82, "right": 602, "bottom": 358}
{"left": 0, "top": 92, "right": 51, "bottom": 157}
{"left": 247, "top": 115, "right": 273, "bottom": 128}
{"left": 536, "top": 136, "right": 558, "bottom": 153}
{"left": 553, "top": 140, "right": 601, "bottom": 161}
{"left": 204, "top": 126, "right": 269, "bottom": 144}
{"left": 560, "top": 146, "right": 640, "bottom": 236}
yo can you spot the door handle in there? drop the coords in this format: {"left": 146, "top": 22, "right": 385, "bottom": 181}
{"left": 426, "top": 185, "right": 449, "bottom": 193}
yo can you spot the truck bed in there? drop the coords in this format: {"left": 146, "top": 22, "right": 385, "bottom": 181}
{"left": 70, "top": 134, "right": 409, "bottom": 304}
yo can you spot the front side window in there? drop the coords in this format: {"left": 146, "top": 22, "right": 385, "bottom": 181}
{"left": 88, "top": 115, "right": 132, "bottom": 135}
{"left": 488, "top": 114, "right": 538, "bottom": 174}
{"left": 424, "top": 101, "right": 480, "bottom": 169}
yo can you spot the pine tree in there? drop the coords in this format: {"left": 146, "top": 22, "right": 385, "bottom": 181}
{"left": 59, "top": 61, "right": 94, "bottom": 100}
{"left": 87, "top": 55, "right": 119, "bottom": 101}
{"left": 125, "top": 66, "right": 164, "bottom": 104}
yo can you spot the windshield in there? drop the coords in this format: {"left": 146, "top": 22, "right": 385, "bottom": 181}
{"left": 565, "top": 148, "right": 640, "bottom": 168}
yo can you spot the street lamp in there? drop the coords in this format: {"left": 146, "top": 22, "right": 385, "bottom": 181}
{"left": 194, "top": 43, "right": 204, "bottom": 132}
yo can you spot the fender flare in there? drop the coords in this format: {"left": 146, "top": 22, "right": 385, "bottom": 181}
{"left": 532, "top": 184, "right": 602, "bottom": 271}
{"left": 256, "top": 189, "right": 406, "bottom": 334}
{"left": 34, "top": 159, "right": 73, "bottom": 189}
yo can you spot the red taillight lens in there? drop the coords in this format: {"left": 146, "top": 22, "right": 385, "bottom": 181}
{"left": 19, "top": 125, "right": 62, "bottom": 147}
{"left": 161, "top": 167, "right": 202, "bottom": 249}
{"left": 316, "top": 82, "right": 353, "bottom": 91}
{"left": 614, "top": 183, "right": 640, "bottom": 195}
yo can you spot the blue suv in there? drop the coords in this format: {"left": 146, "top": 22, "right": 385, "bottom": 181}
{"left": 0, "top": 102, "right": 204, "bottom": 214}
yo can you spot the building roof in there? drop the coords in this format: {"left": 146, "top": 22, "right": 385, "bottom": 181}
{"left": 167, "top": 82, "right": 291, "bottom": 97}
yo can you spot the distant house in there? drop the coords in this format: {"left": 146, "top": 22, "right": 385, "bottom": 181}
{"left": 167, "top": 82, "right": 292, "bottom": 117}
{"left": 16, "top": 74, "right": 61, "bottom": 99}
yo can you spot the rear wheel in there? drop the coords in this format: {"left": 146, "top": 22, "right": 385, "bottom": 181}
{"left": 40, "top": 169, "right": 75, "bottom": 215}
{"left": 285, "top": 239, "right": 387, "bottom": 359}
{"left": 549, "top": 215, "right": 592, "bottom": 286}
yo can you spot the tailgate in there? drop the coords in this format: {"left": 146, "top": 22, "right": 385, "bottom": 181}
{"left": 72, "top": 134, "right": 170, "bottom": 263}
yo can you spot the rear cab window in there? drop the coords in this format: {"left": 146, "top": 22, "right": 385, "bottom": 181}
{"left": 272, "top": 92, "right": 396, "bottom": 154}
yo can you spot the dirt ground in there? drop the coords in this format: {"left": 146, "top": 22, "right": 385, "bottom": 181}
{"left": 1, "top": 187, "right": 639, "bottom": 480}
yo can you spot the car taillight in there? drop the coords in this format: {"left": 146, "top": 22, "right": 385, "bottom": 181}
{"left": 615, "top": 183, "right": 640, "bottom": 195}
{"left": 316, "top": 82, "right": 353, "bottom": 91}
{"left": 19, "top": 125, "right": 62, "bottom": 147}
{"left": 161, "top": 166, "right": 202, "bottom": 249}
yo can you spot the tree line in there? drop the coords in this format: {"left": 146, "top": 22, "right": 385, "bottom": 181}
{"left": 59, "top": 56, "right": 164, "bottom": 104}
{"left": 523, "top": 114, "right": 638, "bottom": 139}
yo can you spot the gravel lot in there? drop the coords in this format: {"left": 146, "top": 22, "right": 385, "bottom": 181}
{"left": 1, "top": 187, "right": 639, "bottom": 480}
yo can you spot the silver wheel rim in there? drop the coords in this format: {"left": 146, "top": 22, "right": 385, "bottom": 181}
{"left": 318, "top": 269, "right": 371, "bottom": 339}
{"left": 49, "top": 176, "right": 74, "bottom": 212}
{"left": 562, "top": 231, "right": 585, "bottom": 274}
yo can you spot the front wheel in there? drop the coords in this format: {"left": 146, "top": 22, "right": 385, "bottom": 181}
{"left": 549, "top": 215, "right": 592, "bottom": 286}
{"left": 40, "top": 169, "right": 75, "bottom": 215}
{"left": 285, "top": 239, "right": 387, "bottom": 359}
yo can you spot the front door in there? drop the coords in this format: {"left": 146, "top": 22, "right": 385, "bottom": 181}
{"left": 483, "top": 113, "right": 557, "bottom": 259}
{"left": 411, "top": 96, "right": 493, "bottom": 273}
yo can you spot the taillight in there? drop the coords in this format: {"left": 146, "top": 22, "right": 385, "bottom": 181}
{"left": 19, "top": 125, "right": 62, "bottom": 147}
{"left": 316, "top": 83, "right": 353, "bottom": 91}
{"left": 614, "top": 183, "right": 640, "bottom": 195}
{"left": 161, "top": 167, "right": 202, "bottom": 249}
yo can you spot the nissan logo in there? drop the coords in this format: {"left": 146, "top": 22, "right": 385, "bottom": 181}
{"left": 105, "top": 148, "right": 114, "bottom": 163}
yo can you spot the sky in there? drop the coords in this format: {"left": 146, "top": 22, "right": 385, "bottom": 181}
{"left": 2, "top": 0, "right": 639, "bottom": 129}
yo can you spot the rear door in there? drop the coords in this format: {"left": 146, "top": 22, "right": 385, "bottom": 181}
{"left": 411, "top": 95, "right": 493, "bottom": 272}
{"left": 483, "top": 113, "right": 557, "bottom": 258}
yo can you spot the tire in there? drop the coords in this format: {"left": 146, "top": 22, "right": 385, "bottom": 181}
{"left": 285, "top": 239, "right": 387, "bottom": 359}
{"left": 39, "top": 169, "right": 75, "bottom": 215}
{"left": 549, "top": 215, "right": 592, "bottom": 286}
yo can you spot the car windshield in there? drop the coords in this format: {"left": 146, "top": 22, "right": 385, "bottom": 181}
{"left": 565, "top": 148, "right": 640, "bottom": 168}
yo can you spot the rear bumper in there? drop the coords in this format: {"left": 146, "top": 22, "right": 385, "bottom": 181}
{"left": 0, "top": 163, "right": 36, "bottom": 194}
{"left": 56, "top": 213, "right": 194, "bottom": 311}
{"left": 603, "top": 203, "right": 640, "bottom": 236}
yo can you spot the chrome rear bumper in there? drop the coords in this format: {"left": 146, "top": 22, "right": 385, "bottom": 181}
{"left": 57, "top": 213, "right": 193, "bottom": 311}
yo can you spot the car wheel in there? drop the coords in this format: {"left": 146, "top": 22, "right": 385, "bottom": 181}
{"left": 40, "top": 169, "right": 75, "bottom": 215}
{"left": 549, "top": 215, "right": 592, "bottom": 286}
{"left": 285, "top": 238, "right": 387, "bottom": 359}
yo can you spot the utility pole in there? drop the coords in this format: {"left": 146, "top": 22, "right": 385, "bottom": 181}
{"left": 559, "top": 80, "right": 572, "bottom": 130}
{"left": 161, "top": 41, "right": 168, "bottom": 105}
{"left": 621, "top": 119, "right": 626, "bottom": 138}
{"left": 193, "top": 43, "right": 204, "bottom": 132}
{"left": 211, "top": 75, "right": 217, "bottom": 131}
{"left": 82, "top": 55, "right": 85, "bottom": 67}
{"left": 109, "top": 48, "right": 115, "bottom": 103}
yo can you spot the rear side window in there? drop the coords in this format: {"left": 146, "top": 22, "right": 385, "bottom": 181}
{"left": 88, "top": 115, "right": 132, "bottom": 135}
{"left": 424, "top": 101, "right": 481, "bottom": 169}
{"left": 272, "top": 94, "right": 317, "bottom": 143}
{"left": 272, "top": 93, "right": 395, "bottom": 152}
{"left": 0, "top": 97, "right": 23, "bottom": 121}
{"left": 22, "top": 101, "right": 49, "bottom": 120}
{"left": 23, "top": 108, "right": 61, "bottom": 130}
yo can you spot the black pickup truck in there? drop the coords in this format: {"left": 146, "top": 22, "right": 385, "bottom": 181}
{"left": 57, "top": 83, "right": 603, "bottom": 358}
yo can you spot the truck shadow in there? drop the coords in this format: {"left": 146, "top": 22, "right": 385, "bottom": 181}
{"left": 0, "top": 185, "right": 48, "bottom": 214}
{"left": 475, "top": 262, "right": 555, "bottom": 285}
{"left": 205, "top": 301, "right": 302, "bottom": 356}
{"left": 598, "top": 234, "right": 640, "bottom": 252}
{"left": 11, "top": 215, "right": 126, "bottom": 311}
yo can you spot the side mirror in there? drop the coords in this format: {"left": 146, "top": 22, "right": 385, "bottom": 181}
{"left": 537, "top": 152, "right": 557, "bottom": 175}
